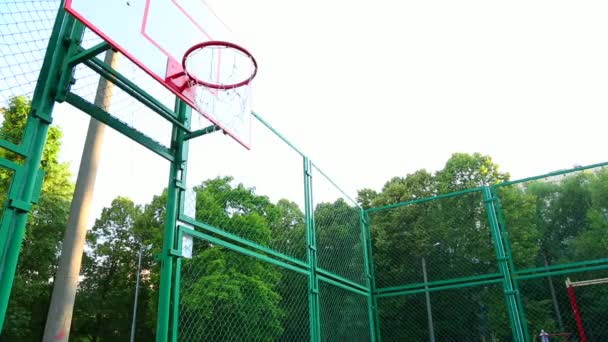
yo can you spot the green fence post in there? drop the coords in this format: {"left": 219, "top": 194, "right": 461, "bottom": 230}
{"left": 304, "top": 157, "right": 321, "bottom": 342}
{"left": 361, "top": 210, "right": 380, "bottom": 341}
{"left": 171, "top": 230, "right": 183, "bottom": 342}
{"left": 156, "top": 100, "right": 190, "bottom": 342}
{"left": 0, "top": 4, "right": 77, "bottom": 332}
{"left": 482, "top": 186, "right": 526, "bottom": 341}
{"left": 492, "top": 185, "right": 530, "bottom": 340}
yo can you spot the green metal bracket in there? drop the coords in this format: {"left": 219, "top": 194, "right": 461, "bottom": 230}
{"left": 7, "top": 199, "right": 32, "bottom": 213}
{"left": 55, "top": 20, "right": 86, "bottom": 103}
{"left": 183, "top": 125, "right": 221, "bottom": 140}
{"left": 67, "top": 42, "right": 112, "bottom": 67}
{"left": 65, "top": 92, "right": 175, "bottom": 162}
{"left": 174, "top": 178, "right": 187, "bottom": 190}
{"left": 83, "top": 57, "right": 189, "bottom": 131}
{"left": 30, "top": 108, "right": 54, "bottom": 125}
{"left": 0, "top": 140, "right": 27, "bottom": 157}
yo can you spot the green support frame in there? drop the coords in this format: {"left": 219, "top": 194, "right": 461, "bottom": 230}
{"left": 482, "top": 186, "right": 526, "bottom": 341}
{"left": 304, "top": 157, "right": 322, "bottom": 341}
{"left": 0, "top": 3, "right": 198, "bottom": 339}
{"left": 0, "top": 5, "right": 75, "bottom": 329}
{"left": 0, "top": 4, "right": 376, "bottom": 340}
{"left": 5, "top": 2, "right": 606, "bottom": 342}
{"left": 365, "top": 186, "right": 527, "bottom": 341}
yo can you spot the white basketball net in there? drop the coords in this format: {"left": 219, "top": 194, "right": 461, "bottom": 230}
{"left": 184, "top": 45, "right": 255, "bottom": 139}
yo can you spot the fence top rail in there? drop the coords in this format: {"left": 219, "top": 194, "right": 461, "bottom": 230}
{"left": 493, "top": 160, "right": 608, "bottom": 188}
{"left": 310, "top": 162, "right": 361, "bottom": 209}
{"left": 251, "top": 111, "right": 306, "bottom": 158}
{"left": 366, "top": 186, "right": 485, "bottom": 214}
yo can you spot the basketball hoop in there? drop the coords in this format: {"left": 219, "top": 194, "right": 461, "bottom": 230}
{"left": 181, "top": 41, "right": 257, "bottom": 139}
{"left": 182, "top": 41, "right": 258, "bottom": 90}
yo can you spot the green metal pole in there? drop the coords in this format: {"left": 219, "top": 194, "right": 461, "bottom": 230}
{"left": 156, "top": 100, "right": 190, "bottom": 342}
{"left": 491, "top": 186, "right": 530, "bottom": 339}
{"left": 0, "top": 4, "right": 73, "bottom": 332}
{"left": 364, "top": 211, "right": 382, "bottom": 342}
{"left": 512, "top": 278, "right": 530, "bottom": 340}
{"left": 304, "top": 157, "right": 321, "bottom": 342}
{"left": 482, "top": 186, "right": 526, "bottom": 341}
{"left": 171, "top": 256, "right": 182, "bottom": 342}
{"left": 171, "top": 109, "right": 189, "bottom": 342}
{"left": 360, "top": 210, "right": 379, "bottom": 341}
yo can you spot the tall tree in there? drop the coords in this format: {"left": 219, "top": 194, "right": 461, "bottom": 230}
{"left": 178, "top": 177, "right": 285, "bottom": 341}
{"left": 71, "top": 197, "right": 152, "bottom": 342}
{"left": 436, "top": 152, "right": 508, "bottom": 193}
{"left": 361, "top": 153, "right": 512, "bottom": 340}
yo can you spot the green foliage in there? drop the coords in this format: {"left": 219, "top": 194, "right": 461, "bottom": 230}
{"left": 436, "top": 153, "right": 509, "bottom": 193}
{"left": 269, "top": 199, "right": 307, "bottom": 260}
{"left": 368, "top": 158, "right": 608, "bottom": 341}
{"left": 178, "top": 177, "right": 293, "bottom": 341}
{"left": 3, "top": 98, "right": 607, "bottom": 342}
{"left": 180, "top": 245, "right": 284, "bottom": 341}
{"left": 315, "top": 198, "right": 366, "bottom": 283}
{"left": 72, "top": 197, "right": 154, "bottom": 342}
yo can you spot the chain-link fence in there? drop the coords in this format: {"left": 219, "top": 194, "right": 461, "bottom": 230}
{"left": 173, "top": 120, "right": 372, "bottom": 341}
{"left": 2, "top": 2, "right": 608, "bottom": 341}
{"left": 368, "top": 163, "right": 608, "bottom": 342}
{"left": 0, "top": 1, "right": 59, "bottom": 112}
{"left": 377, "top": 283, "right": 509, "bottom": 341}
{"left": 0, "top": 2, "right": 375, "bottom": 340}
{"left": 312, "top": 164, "right": 367, "bottom": 287}
{"left": 516, "top": 271, "right": 608, "bottom": 342}
{"left": 493, "top": 163, "right": 608, "bottom": 341}
{"left": 178, "top": 234, "right": 310, "bottom": 342}
{"left": 368, "top": 188, "right": 514, "bottom": 341}
{"left": 319, "top": 279, "right": 371, "bottom": 342}
{"left": 369, "top": 189, "right": 499, "bottom": 289}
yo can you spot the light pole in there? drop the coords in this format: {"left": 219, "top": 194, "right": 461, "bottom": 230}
{"left": 422, "top": 257, "right": 435, "bottom": 342}
{"left": 422, "top": 242, "right": 440, "bottom": 342}
{"left": 130, "top": 244, "right": 147, "bottom": 342}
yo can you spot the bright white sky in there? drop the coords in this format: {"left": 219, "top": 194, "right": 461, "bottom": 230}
{"left": 53, "top": 0, "right": 608, "bottom": 225}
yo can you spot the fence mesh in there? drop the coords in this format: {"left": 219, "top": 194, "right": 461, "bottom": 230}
{"left": 0, "top": 1, "right": 59, "bottom": 105}
{"left": 178, "top": 236, "right": 310, "bottom": 342}
{"left": 70, "top": 29, "right": 176, "bottom": 147}
{"left": 495, "top": 165, "right": 608, "bottom": 271}
{"left": 182, "top": 116, "right": 307, "bottom": 262}
{"left": 312, "top": 165, "right": 366, "bottom": 285}
{"left": 319, "top": 280, "right": 370, "bottom": 342}
{"left": 517, "top": 270, "right": 608, "bottom": 341}
{"left": 0, "top": 0, "right": 60, "bottom": 147}
{"left": 369, "top": 190, "right": 498, "bottom": 289}
{"left": 3, "top": 2, "right": 608, "bottom": 341}
{"left": 378, "top": 283, "right": 510, "bottom": 341}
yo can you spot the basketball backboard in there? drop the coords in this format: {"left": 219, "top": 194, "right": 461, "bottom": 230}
{"left": 65, "top": 0, "right": 254, "bottom": 148}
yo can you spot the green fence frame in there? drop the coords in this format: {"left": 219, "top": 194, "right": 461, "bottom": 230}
{"left": 367, "top": 163, "right": 608, "bottom": 342}
{"left": 1, "top": 3, "right": 608, "bottom": 341}
{"left": 0, "top": 3, "right": 376, "bottom": 341}
{"left": 366, "top": 187, "right": 526, "bottom": 341}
